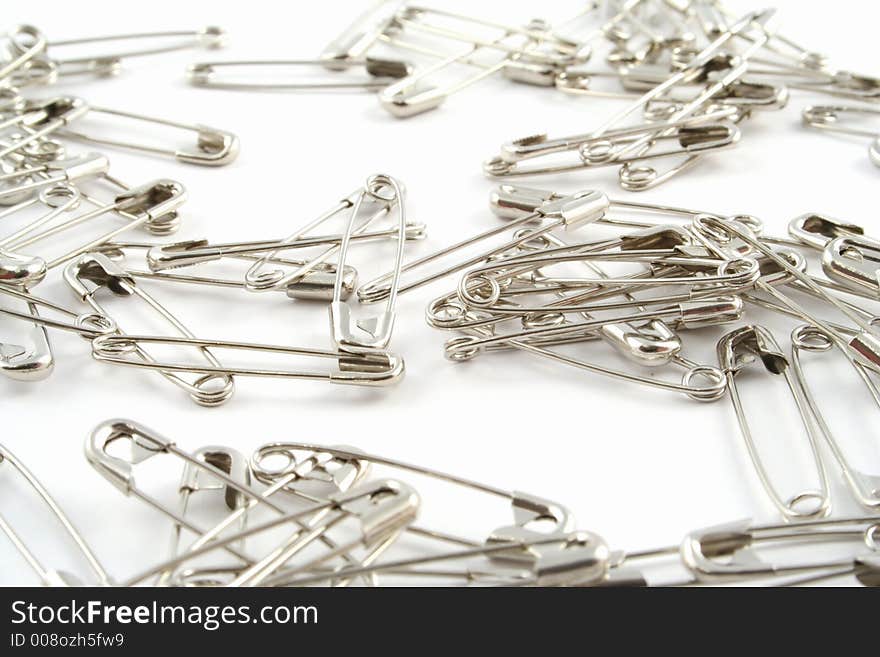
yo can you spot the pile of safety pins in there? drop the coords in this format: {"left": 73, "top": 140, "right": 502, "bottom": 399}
{"left": 187, "top": 0, "right": 880, "bottom": 182}
{"left": 1, "top": 420, "right": 877, "bottom": 587}
{"left": 2, "top": 2, "right": 880, "bottom": 586}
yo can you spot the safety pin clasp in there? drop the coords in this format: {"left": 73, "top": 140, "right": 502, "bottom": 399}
{"left": 0, "top": 250, "right": 47, "bottom": 286}
{"left": 181, "top": 447, "right": 251, "bottom": 511}
{"left": 85, "top": 418, "right": 174, "bottom": 495}
{"left": 0, "top": 317, "right": 54, "bottom": 381}
{"left": 823, "top": 236, "right": 880, "bottom": 298}
{"left": 64, "top": 252, "right": 135, "bottom": 300}
{"left": 788, "top": 213, "right": 866, "bottom": 250}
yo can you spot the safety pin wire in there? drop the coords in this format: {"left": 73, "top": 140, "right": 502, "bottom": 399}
{"left": 0, "top": 282, "right": 115, "bottom": 339}
{"left": 0, "top": 443, "right": 110, "bottom": 586}
{"left": 44, "top": 27, "right": 225, "bottom": 66}
{"left": 0, "top": 26, "right": 48, "bottom": 82}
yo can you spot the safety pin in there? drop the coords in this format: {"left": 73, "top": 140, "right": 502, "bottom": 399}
{"left": 244, "top": 181, "right": 399, "bottom": 293}
{"left": 0, "top": 96, "right": 88, "bottom": 160}
{"left": 484, "top": 117, "right": 740, "bottom": 179}
{"left": 693, "top": 215, "right": 880, "bottom": 376}
{"left": 42, "top": 27, "right": 225, "bottom": 70}
{"left": 97, "top": 241, "right": 359, "bottom": 302}
{"left": 65, "top": 252, "right": 234, "bottom": 406}
{"left": 57, "top": 106, "right": 240, "bottom": 167}
{"left": 680, "top": 515, "right": 879, "bottom": 582}
{"left": 717, "top": 324, "right": 830, "bottom": 520}
{"left": 8, "top": 179, "right": 187, "bottom": 269}
{"left": 90, "top": 334, "right": 405, "bottom": 387}
{"left": 0, "top": 25, "right": 48, "bottom": 83}
{"left": 0, "top": 443, "right": 110, "bottom": 586}
{"left": 357, "top": 189, "right": 610, "bottom": 304}
{"left": 158, "top": 446, "right": 252, "bottom": 586}
{"left": 0, "top": 153, "right": 108, "bottom": 202}
{"left": 802, "top": 105, "right": 880, "bottom": 167}
{"left": 187, "top": 58, "right": 412, "bottom": 91}
{"left": 0, "top": 185, "right": 83, "bottom": 250}
{"left": 331, "top": 174, "right": 406, "bottom": 353}
{"left": 146, "top": 222, "right": 426, "bottom": 271}
{"left": 790, "top": 325, "right": 880, "bottom": 508}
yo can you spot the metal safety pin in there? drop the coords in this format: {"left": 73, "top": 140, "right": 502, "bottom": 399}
{"left": 803, "top": 105, "right": 880, "bottom": 167}
{"left": 485, "top": 115, "right": 740, "bottom": 179}
{"left": 146, "top": 222, "right": 425, "bottom": 272}
{"left": 0, "top": 154, "right": 108, "bottom": 202}
{"left": 331, "top": 174, "right": 406, "bottom": 353}
{"left": 90, "top": 334, "right": 404, "bottom": 387}
{"left": 320, "top": 0, "right": 408, "bottom": 66}
{"left": 65, "top": 252, "right": 234, "bottom": 406}
{"left": 57, "top": 107, "right": 239, "bottom": 167}
{"left": 357, "top": 189, "right": 608, "bottom": 304}
{"left": 42, "top": 27, "right": 224, "bottom": 70}
{"left": 244, "top": 182, "right": 399, "bottom": 293}
{"left": 790, "top": 325, "right": 880, "bottom": 508}
{"left": 97, "top": 242, "right": 359, "bottom": 302}
{"left": 0, "top": 443, "right": 110, "bottom": 586}
{"left": 0, "top": 281, "right": 115, "bottom": 338}
{"left": 680, "top": 515, "right": 879, "bottom": 582}
{"left": 7, "top": 179, "right": 187, "bottom": 269}
{"left": 188, "top": 58, "right": 412, "bottom": 91}
{"left": 717, "top": 324, "right": 830, "bottom": 520}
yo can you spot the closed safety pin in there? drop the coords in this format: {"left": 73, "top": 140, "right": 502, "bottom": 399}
{"left": 244, "top": 182, "right": 399, "bottom": 293}
{"left": 788, "top": 212, "right": 868, "bottom": 251}
{"left": 790, "top": 325, "right": 880, "bottom": 508}
{"left": 331, "top": 174, "right": 406, "bottom": 353}
{"left": 717, "top": 324, "right": 830, "bottom": 520}
{"left": 146, "top": 222, "right": 425, "bottom": 272}
{"left": 188, "top": 58, "right": 412, "bottom": 91}
{"left": 90, "top": 334, "right": 405, "bottom": 387}
{"left": 680, "top": 515, "right": 879, "bottom": 582}
{"left": 40, "top": 27, "right": 225, "bottom": 75}
{"left": 6, "top": 179, "right": 187, "bottom": 269}
{"left": 802, "top": 105, "right": 880, "bottom": 167}
{"left": 822, "top": 236, "right": 880, "bottom": 298}
{"left": 0, "top": 443, "right": 110, "bottom": 586}
{"left": 97, "top": 242, "right": 360, "bottom": 302}
{"left": 57, "top": 106, "right": 240, "bottom": 167}
{"left": 65, "top": 252, "right": 234, "bottom": 406}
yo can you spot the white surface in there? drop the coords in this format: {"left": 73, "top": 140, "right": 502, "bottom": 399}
{"left": 2, "top": 0, "right": 879, "bottom": 585}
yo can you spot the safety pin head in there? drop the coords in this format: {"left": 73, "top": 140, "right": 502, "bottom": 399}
{"left": 331, "top": 301, "right": 395, "bottom": 352}
{"left": 822, "top": 236, "right": 880, "bottom": 298}
{"left": 181, "top": 446, "right": 251, "bottom": 511}
{"left": 85, "top": 419, "right": 174, "bottom": 495}
{"left": 22, "top": 96, "right": 89, "bottom": 128}
{"left": 175, "top": 126, "right": 240, "bottom": 167}
{"left": 0, "top": 249, "right": 47, "bottom": 286}
{"left": 680, "top": 519, "right": 766, "bottom": 580}
{"left": 114, "top": 179, "right": 187, "bottom": 222}
{"left": 0, "top": 325, "right": 54, "bottom": 381}
{"left": 330, "top": 351, "right": 405, "bottom": 386}
{"left": 717, "top": 324, "right": 788, "bottom": 375}
{"left": 64, "top": 252, "right": 135, "bottom": 299}
{"left": 788, "top": 213, "right": 865, "bottom": 250}
{"left": 330, "top": 479, "right": 420, "bottom": 546}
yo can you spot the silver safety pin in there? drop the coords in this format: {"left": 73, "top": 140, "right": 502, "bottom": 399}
{"left": 320, "top": 0, "right": 408, "bottom": 66}
{"left": 0, "top": 443, "right": 110, "bottom": 586}
{"left": 90, "top": 334, "right": 405, "bottom": 387}
{"left": 65, "top": 252, "right": 234, "bottom": 406}
{"left": 717, "top": 324, "right": 830, "bottom": 520}
{"left": 145, "top": 222, "right": 425, "bottom": 272}
{"left": 97, "top": 241, "right": 360, "bottom": 302}
{"left": 803, "top": 105, "right": 880, "bottom": 167}
{"left": 788, "top": 212, "right": 868, "bottom": 251}
{"left": 331, "top": 174, "right": 406, "bottom": 353}
{"left": 6, "top": 179, "right": 187, "bottom": 269}
{"left": 188, "top": 58, "right": 412, "bottom": 91}
{"left": 822, "top": 235, "right": 880, "bottom": 299}
{"left": 57, "top": 106, "right": 240, "bottom": 167}
{"left": 790, "top": 325, "right": 880, "bottom": 508}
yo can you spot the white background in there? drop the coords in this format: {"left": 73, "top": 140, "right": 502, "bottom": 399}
{"left": 2, "top": 0, "right": 879, "bottom": 585}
